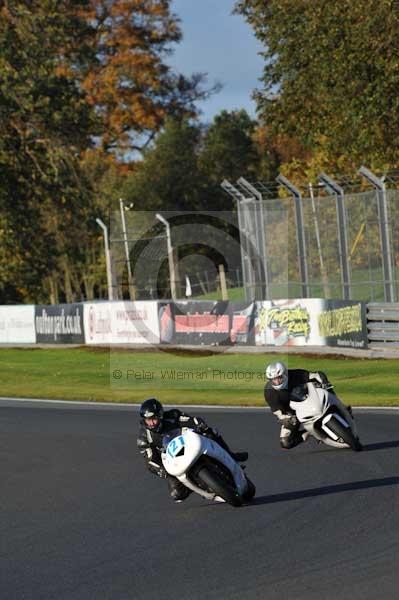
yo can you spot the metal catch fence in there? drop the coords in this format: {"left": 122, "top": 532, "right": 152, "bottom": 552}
{"left": 228, "top": 174, "right": 399, "bottom": 303}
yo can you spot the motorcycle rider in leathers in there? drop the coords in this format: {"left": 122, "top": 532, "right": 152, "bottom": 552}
{"left": 264, "top": 361, "right": 334, "bottom": 449}
{"left": 137, "top": 398, "right": 248, "bottom": 502}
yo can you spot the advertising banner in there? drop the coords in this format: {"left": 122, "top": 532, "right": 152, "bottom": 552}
{"left": 84, "top": 301, "right": 160, "bottom": 344}
{"left": 35, "top": 304, "right": 85, "bottom": 344}
{"left": 317, "top": 299, "right": 368, "bottom": 348}
{"left": 0, "top": 305, "right": 36, "bottom": 343}
{"left": 255, "top": 299, "right": 367, "bottom": 348}
{"left": 158, "top": 301, "right": 256, "bottom": 346}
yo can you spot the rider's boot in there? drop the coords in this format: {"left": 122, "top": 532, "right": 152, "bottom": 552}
{"left": 212, "top": 433, "right": 248, "bottom": 462}
{"left": 231, "top": 451, "right": 249, "bottom": 462}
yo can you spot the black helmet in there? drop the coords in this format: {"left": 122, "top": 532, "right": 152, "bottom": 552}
{"left": 140, "top": 398, "right": 164, "bottom": 431}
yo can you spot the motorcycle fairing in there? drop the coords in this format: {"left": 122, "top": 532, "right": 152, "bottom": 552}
{"left": 162, "top": 428, "right": 247, "bottom": 497}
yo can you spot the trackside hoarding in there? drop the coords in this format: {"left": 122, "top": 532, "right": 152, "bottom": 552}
{"left": 35, "top": 304, "right": 85, "bottom": 343}
{"left": 158, "top": 301, "right": 256, "bottom": 345}
{"left": 0, "top": 299, "right": 368, "bottom": 348}
{"left": 0, "top": 305, "right": 36, "bottom": 343}
{"left": 255, "top": 299, "right": 368, "bottom": 348}
{"left": 84, "top": 301, "right": 160, "bottom": 344}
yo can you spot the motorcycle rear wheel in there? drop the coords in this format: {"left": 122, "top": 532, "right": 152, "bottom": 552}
{"left": 197, "top": 465, "right": 243, "bottom": 507}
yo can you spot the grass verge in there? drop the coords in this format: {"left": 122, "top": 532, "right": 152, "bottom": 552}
{"left": 1, "top": 347, "right": 398, "bottom": 406}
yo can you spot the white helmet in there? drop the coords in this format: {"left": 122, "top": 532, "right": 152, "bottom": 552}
{"left": 265, "top": 361, "right": 288, "bottom": 390}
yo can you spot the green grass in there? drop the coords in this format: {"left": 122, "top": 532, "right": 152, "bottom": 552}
{"left": 193, "top": 286, "right": 246, "bottom": 301}
{"left": 192, "top": 266, "right": 399, "bottom": 301}
{"left": 1, "top": 347, "right": 399, "bottom": 406}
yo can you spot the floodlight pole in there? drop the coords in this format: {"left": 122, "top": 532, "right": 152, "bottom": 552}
{"left": 276, "top": 174, "right": 309, "bottom": 298}
{"left": 318, "top": 173, "right": 351, "bottom": 300}
{"left": 237, "top": 177, "right": 270, "bottom": 299}
{"left": 358, "top": 166, "right": 395, "bottom": 302}
{"left": 95, "top": 218, "right": 114, "bottom": 301}
{"left": 119, "top": 198, "right": 136, "bottom": 300}
{"left": 156, "top": 213, "right": 177, "bottom": 300}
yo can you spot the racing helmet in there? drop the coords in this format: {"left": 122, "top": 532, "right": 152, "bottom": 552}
{"left": 265, "top": 361, "right": 288, "bottom": 390}
{"left": 140, "top": 398, "right": 164, "bottom": 431}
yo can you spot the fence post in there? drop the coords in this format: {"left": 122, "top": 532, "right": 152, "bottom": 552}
{"left": 119, "top": 199, "right": 136, "bottom": 300}
{"left": 359, "top": 166, "right": 395, "bottom": 302}
{"left": 218, "top": 264, "right": 229, "bottom": 300}
{"left": 319, "top": 173, "right": 351, "bottom": 300}
{"left": 276, "top": 175, "right": 309, "bottom": 298}
{"left": 221, "top": 180, "right": 256, "bottom": 301}
{"left": 237, "top": 178, "right": 270, "bottom": 299}
{"left": 309, "top": 183, "right": 331, "bottom": 298}
{"left": 156, "top": 213, "right": 177, "bottom": 300}
{"left": 95, "top": 218, "right": 114, "bottom": 301}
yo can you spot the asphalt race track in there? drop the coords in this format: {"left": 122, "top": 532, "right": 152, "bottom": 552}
{"left": 2, "top": 400, "right": 399, "bottom": 600}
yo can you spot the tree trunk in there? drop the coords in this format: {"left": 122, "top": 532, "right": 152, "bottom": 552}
{"left": 83, "top": 275, "right": 95, "bottom": 300}
{"left": 62, "top": 257, "right": 74, "bottom": 303}
{"left": 48, "top": 274, "right": 59, "bottom": 304}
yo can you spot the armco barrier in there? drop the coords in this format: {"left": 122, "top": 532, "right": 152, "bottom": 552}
{"left": 367, "top": 302, "right": 399, "bottom": 347}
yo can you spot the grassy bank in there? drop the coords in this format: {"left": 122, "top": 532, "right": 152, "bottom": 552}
{"left": 1, "top": 347, "right": 398, "bottom": 406}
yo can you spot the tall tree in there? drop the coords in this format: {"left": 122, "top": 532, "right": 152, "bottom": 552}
{"left": 81, "top": 0, "right": 212, "bottom": 155}
{"left": 0, "top": 1, "right": 97, "bottom": 302}
{"left": 121, "top": 117, "right": 204, "bottom": 210}
{"left": 199, "top": 109, "right": 259, "bottom": 185}
{"left": 235, "top": 0, "right": 399, "bottom": 167}
{"left": 0, "top": 1, "right": 214, "bottom": 302}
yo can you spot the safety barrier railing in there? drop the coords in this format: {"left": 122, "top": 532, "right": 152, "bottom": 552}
{"left": 366, "top": 302, "right": 399, "bottom": 346}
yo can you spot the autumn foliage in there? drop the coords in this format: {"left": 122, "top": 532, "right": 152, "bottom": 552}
{"left": 80, "top": 0, "right": 207, "bottom": 152}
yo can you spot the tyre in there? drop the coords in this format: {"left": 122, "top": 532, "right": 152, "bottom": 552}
{"left": 197, "top": 464, "right": 243, "bottom": 507}
{"left": 327, "top": 417, "right": 363, "bottom": 451}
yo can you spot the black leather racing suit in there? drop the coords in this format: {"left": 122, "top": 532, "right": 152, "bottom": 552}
{"left": 264, "top": 369, "right": 329, "bottom": 449}
{"left": 137, "top": 409, "right": 234, "bottom": 501}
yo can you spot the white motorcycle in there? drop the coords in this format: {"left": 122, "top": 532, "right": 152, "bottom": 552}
{"left": 161, "top": 428, "right": 256, "bottom": 507}
{"left": 289, "top": 382, "right": 362, "bottom": 451}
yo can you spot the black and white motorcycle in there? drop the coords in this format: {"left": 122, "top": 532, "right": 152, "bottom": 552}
{"left": 289, "top": 382, "right": 362, "bottom": 451}
{"left": 161, "top": 428, "right": 256, "bottom": 507}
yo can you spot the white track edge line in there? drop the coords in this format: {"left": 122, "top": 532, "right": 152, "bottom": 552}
{"left": 1, "top": 397, "right": 399, "bottom": 411}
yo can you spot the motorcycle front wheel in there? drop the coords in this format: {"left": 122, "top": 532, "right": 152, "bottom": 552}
{"left": 326, "top": 417, "right": 363, "bottom": 451}
{"left": 197, "top": 464, "right": 243, "bottom": 507}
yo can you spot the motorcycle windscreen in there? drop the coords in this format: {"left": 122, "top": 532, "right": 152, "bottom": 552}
{"left": 162, "top": 428, "right": 184, "bottom": 454}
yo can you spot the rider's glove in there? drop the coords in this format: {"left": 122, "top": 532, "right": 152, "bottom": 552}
{"left": 155, "top": 467, "right": 168, "bottom": 479}
{"left": 281, "top": 414, "right": 298, "bottom": 427}
{"left": 309, "top": 372, "right": 324, "bottom": 384}
{"left": 148, "top": 461, "right": 168, "bottom": 479}
{"left": 193, "top": 417, "right": 209, "bottom": 433}
{"left": 321, "top": 382, "right": 334, "bottom": 390}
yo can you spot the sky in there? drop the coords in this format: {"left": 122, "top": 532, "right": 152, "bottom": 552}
{"left": 168, "top": 0, "right": 264, "bottom": 123}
